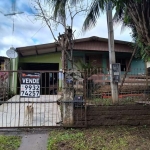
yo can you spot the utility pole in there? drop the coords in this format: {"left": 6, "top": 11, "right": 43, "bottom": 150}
{"left": 107, "top": 1, "right": 119, "bottom": 104}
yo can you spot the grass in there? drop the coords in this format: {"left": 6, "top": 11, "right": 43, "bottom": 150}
{"left": 47, "top": 126, "right": 150, "bottom": 150}
{"left": 93, "top": 98, "right": 112, "bottom": 105}
{"left": 0, "top": 135, "right": 21, "bottom": 150}
{"left": 87, "top": 96, "right": 138, "bottom": 106}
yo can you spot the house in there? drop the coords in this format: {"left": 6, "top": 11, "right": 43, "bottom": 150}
{"left": 11, "top": 36, "right": 145, "bottom": 95}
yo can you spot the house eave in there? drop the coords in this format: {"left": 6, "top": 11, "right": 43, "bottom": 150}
{"left": 16, "top": 36, "right": 133, "bottom": 57}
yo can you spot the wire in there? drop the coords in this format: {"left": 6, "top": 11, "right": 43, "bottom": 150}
{"left": 31, "top": 24, "right": 47, "bottom": 38}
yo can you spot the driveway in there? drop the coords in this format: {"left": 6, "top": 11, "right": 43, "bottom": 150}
{"left": 0, "top": 95, "right": 61, "bottom": 127}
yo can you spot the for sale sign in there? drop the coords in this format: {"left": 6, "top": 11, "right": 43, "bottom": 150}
{"left": 20, "top": 72, "right": 40, "bottom": 98}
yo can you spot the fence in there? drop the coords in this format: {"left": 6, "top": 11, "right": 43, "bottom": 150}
{"left": 74, "top": 67, "right": 150, "bottom": 126}
{"left": 0, "top": 70, "right": 86, "bottom": 128}
{"left": 0, "top": 68, "right": 149, "bottom": 128}
{"left": 84, "top": 67, "right": 150, "bottom": 105}
{"left": 0, "top": 71, "right": 62, "bottom": 128}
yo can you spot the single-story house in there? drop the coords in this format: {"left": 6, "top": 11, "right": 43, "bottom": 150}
{"left": 10, "top": 36, "right": 145, "bottom": 94}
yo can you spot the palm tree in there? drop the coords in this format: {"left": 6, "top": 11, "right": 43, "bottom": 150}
{"left": 111, "top": 0, "right": 150, "bottom": 94}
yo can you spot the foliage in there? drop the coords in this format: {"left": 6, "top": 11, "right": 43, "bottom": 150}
{"left": 73, "top": 58, "right": 104, "bottom": 79}
{"left": 0, "top": 135, "right": 21, "bottom": 150}
{"left": 88, "top": 96, "right": 137, "bottom": 106}
{"left": 113, "top": 0, "right": 150, "bottom": 61}
{"left": 65, "top": 58, "right": 104, "bottom": 85}
{"left": 92, "top": 98, "right": 112, "bottom": 105}
{"left": 47, "top": 126, "right": 150, "bottom": 150}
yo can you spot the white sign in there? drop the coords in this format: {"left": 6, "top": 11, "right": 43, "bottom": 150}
{"left": 20, "top": 72, "right": 40, "bottom": 98}
{"left": 114, "top": 72, "right": 119, "bottom": 75}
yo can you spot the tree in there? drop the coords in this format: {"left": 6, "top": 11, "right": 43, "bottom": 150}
{"left": 32, "top": 0, "right": 88, "bottom": 125}
{"left": 112, "top": 0, "right": 150, "bottom": 91}
{"left": 113, "top": 0, "right": 150, "bottom": 61}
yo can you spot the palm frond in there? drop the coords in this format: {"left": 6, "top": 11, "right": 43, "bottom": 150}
{"left": 82, "top": 0, "right": 107, "bottom": 32}
{"left": 47, "top": 0, "right": 68, "bottom": 22}
{"left": 48, "top": 0, "right": 84, "bottom": 22}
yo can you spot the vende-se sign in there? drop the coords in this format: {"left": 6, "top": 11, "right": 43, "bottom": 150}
{"left": 20, "top": 72, "right": 40, "bottom": 98}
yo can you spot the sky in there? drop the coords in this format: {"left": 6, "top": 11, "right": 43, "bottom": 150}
{"left": 0, "top": 0, "right": 133, "bottom": 57}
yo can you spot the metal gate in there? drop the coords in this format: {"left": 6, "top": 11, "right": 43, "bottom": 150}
{"left": 0, "top": 70, "right": 87, "bottom": 128}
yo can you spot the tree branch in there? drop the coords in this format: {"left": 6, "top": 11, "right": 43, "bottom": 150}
{"left": 36, "top": 0, "right": 58, "bottom": 42}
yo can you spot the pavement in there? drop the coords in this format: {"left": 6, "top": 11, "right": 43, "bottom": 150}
{"left": 0, "top": 129, "right": 51, "bottom": 150}
{"left": 18, "top": 133, "right": 49, "bottom": 150}
{"left": 0, "top": 95, "right": 61, "bottom": 127}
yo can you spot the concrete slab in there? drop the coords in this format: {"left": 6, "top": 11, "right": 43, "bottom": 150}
{"left": 18, "top": 133, "right": 49, "bottom": 150}
{"left": 0, "top": 95, "right": 61, "bottom": 127}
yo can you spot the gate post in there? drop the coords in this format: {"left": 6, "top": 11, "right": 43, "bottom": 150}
{"left": 62, "top": 87, "right": 74, "bottom": 127}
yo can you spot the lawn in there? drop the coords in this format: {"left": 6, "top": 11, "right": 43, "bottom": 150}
{"left": 0, "top": 135, "right": 21, "bottom": 150}
{"left": 47, "top": 126, "right": 150, "bottom": 150}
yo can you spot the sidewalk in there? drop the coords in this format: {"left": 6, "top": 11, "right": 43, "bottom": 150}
{"left": 0, "top": 129, "right": 49, "bottom": 150}
{"left": 18, "top": 133, "right": 49, "bottom": 150}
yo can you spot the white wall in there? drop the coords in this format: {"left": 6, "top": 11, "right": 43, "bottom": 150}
{"left": 147, "top": 62, "right": 150, "bottom": 68}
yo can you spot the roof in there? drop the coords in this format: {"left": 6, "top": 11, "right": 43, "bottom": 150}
{"left": 74, "top": 36, "right": 131, "bottom": 44}
{"left": 0, "top": 56, "right": 9, "bottom": 61}
{"left": 16, "top": 36, "right": 133, "bottom": 57}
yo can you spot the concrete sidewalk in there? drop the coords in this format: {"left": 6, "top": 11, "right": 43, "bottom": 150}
{"left": 18, "top": 133, "right": 49, "bottom": 150}
{"left": 0, "top": 129, "right": 50, "bottom": 150}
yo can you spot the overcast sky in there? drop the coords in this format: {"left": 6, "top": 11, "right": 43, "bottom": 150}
{"left": 0, "top": 0, "right": 132, "bottom": 57}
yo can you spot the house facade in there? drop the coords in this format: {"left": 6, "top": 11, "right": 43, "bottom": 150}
{"left": 11, "top": 36, "right": 145, "bottom": 94}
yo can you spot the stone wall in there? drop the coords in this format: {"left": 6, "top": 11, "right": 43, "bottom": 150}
{"left": 74, "top": 104, "right": 150, "bottom": 126}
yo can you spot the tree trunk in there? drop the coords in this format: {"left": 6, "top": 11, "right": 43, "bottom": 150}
{"left": 119, "top": 48, "right": 136, "bottom": 93}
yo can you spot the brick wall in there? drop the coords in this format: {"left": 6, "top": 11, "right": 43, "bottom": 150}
{"left": 74, "top": 104, "right": 150, "bottom": 126}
